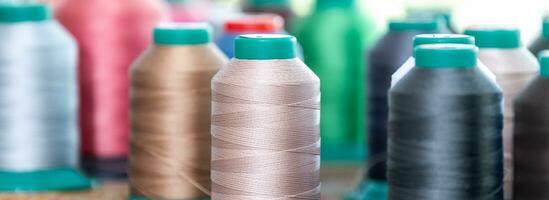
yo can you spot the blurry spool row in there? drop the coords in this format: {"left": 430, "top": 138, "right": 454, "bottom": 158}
{"left": 0, "top": 0, "right": 548, "bottom": 200}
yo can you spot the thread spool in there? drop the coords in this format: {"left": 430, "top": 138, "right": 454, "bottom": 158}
{"left": 513, "top": 51, "right": 549, "bottom": 199}
{"left": 55, "top": 0, "right": 164, "bottom": 179}
{"left": 129, "top": 23, "right": 227, "bottom": 200}
{"left": 366, "top": 19, "right": 446, "bottom": 181}
{"left": 529, "top": 16, "right": 549, "bottom": 55}
{"left": 241, "top": 0, "right": 296, "bottom": 33}
{"left": 389, "top": 44, "right": 504, "bottom": 199}
{"left": 465, "top": 27, "right": 538, "bottom": 200}
{"left": 406, "top": 8, "right": 456, "bottom": 33}
{"left": 297, "top": 0, "right": 375, "bottom": 160}
{"left": 391, "top": 34, "right": 496, "bottom": 86}
{"left": 211, "top": 34, "right": 321, "bottom": 199}
{"left": 216, "top": 14, "right": 284, "bottom": 58}
{"left": 0, "top": 3, "right": 91, "bottom": 191}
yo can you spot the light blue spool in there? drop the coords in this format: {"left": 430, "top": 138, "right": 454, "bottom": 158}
{"left": 0, "top": 3, "right": 91, "bottom": 191}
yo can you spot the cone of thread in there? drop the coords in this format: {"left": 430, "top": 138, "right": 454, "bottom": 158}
{"left": 211, "top": 34, "right": 321, "bottom": 199}
{"left": 55, "top": 0, "right": 164, "bottom": 178}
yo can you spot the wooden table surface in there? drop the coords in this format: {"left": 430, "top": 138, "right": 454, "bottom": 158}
{"left": 0, "top": 163, "right": 363, "bottom": 200}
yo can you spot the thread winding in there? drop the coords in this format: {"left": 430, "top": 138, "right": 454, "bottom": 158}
{"left": 55, "top": 0, "right": 163, "bottom": 178}
{"left": 211, "top": 58, "right": 321, "bottom": 199}
{"left": 129, "top": 43, "right": 226, "bottom": 199}
{"left": 389, "top": 67, "right": 504, "bottom": 199}
{"left": 477, "top": 48, "right": 538, "bottom": 199}
{"left": 0, "top": 17, "right": 78, "bottom": 171}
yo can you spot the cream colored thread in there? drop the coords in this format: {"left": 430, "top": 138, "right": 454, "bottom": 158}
{"left": 211, "top": 58, "right": 321, "bottom": 200}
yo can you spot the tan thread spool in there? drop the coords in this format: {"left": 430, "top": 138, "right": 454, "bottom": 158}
{"left": 129, "top": 23, "right": 227, "bottom": 199}
{"left": 479, "top": 49, "right": 538, "bottom": 199}
{"left": 211, "top": 34, "right": 321, "bottom": 199}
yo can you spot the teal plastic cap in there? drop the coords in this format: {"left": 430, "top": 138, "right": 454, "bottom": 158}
{"left": 247, "top": 0, "right": 289, "bottom": 7}
{"left": 316, "top": 0, "right": 354, "bottom": 10}
{"left": 154, "top": 23, "right": 212, "bottom": 45}
{"left": 388, "top": 19, "right": 439, "bottom": 32}
{"left": 540, "top": 50, "right": 549, "bottom": 77}
{"left": 464, "top": 27, "right": 521, "bottom": 49}
{"left": 235, "top": 34, "right": 297, "bottom": 60}
{"left": 0, "top": 168, "right": 92, "bottom": 192}
{"left": 0, "top": 3, "right": 51, "bottom": 23}
{"left": 415, "top": 44, "right": 478, "bottom": 68}
{"left": 413, "top": 34, "right": 474, "bottom": 47}
{"left": 543, "top": 16, "right": 549, "bottom": 38}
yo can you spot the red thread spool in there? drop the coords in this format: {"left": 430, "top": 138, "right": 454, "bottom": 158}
{"left": 56, "top": 0, "right": 164, "bottom": 179}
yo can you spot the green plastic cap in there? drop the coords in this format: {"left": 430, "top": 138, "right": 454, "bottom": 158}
{"left": 235, "top": 34, "right": 297, "bottom": 60}
{"left": 154, "top": 23, "right": 212, "bottom": 45}
{"left": 0, "top": 3, "right": 51, "bottom": 23}
{"left": 543, "top": 16, "right": 549, "bottom": 38}
{"left": 247, "top": 0, "right": 289, "bottom": 7}
{"left": 415, "top": 44, "right": 478, "bottom": 68}
{"left": 413, "top": 34, "right": 474, "bottom": 47}
{"left": 316, "top": 0, "right": 354, "bottom": 10}
{"left": 540, "top": 50, "right": 549, "bottom": 77}
{"left": 0, "top": 168, "right": 92, "bottom": 192}
{"left": 388, "top": 19, "right": 439, "bottom": 32}
{"left": 464, "top": 27, "right": 521, "bottom": 49}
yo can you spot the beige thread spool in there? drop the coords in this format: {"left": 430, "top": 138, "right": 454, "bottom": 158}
{"left": 129, "top": 23, "right": 227, "bottom": 199}
{"left": 466, "top": 27, "right": 539, "bottom": 200}
{"left": 211, "top": 34, "right": 321, "bottom": 199}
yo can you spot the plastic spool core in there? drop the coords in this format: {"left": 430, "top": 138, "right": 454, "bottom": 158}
{"left": 415, "top": 44, "right": 478, "bottom": 68}
{"left": 234, "top": 34, "right": 297, "bottom": 60}
{"left": 464, "top": 27, "right": 521, "bottom": 49}
{"left": 154, "top": 22, "right": 212, "bottom": 45}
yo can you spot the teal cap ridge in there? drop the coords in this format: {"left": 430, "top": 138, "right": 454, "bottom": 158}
{"left": 154, "top": 23, "right": 212, "bottom": 45}
{"left": 0, "top": 168, "right": 92, "bottom": 191}
{"left": 316, "top": 0, "right": 354, "bottom": 10}
{"left": 0, "top": 3, "right": 51, "bottom": 23}
{"left": 413, "top": 34, "right": 474, "bottom": 47}
{"left": 235, "top": 34, "right": 297, "bottom": 60}
{"left": 464, "top": 27, "right": 521, "bottom": 49}
{"left": 413, "top": 34, "right": 474, "bottom": 57}
{"left": 540, "top": 50, "right": 549, "bottom": 77}
{"left": 247, "top": 0, "right": 289, "bottom": 7}
{"left": 543, "top": 16, "right": 549, "bottom": 38}
{"left": 415, "top": 44, "right": 478, "bottom": 68}
{"left": 388, "top": 19, "right": 439, "bottom": 32}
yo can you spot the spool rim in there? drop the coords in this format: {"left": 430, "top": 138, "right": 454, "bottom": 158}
{"left": 0, "top": 3, "right": 51, "bottom": 23}
{"left": 154, "top": 23, "right": 212, "bottom": 45}
{"left": 234, "top": 34, "right": 297, "bottom": 60}
{"left": 0, "top": 168, "right": 92, "bottom": 192}
{"left": 415, "top": 44, "right": 478, "bottom": 68}
{"left": 464, "top": 27, "right": 521, "bottom": 49}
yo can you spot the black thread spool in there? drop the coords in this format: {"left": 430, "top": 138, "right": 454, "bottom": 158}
{"left": 388, "top": 44, "right": 503, "bottom": 200}
{"left": 513, "top": 50, "right": 549, "bottom": 200}
{"left": 366, "top": 19, "right": 448, "bottom": 182}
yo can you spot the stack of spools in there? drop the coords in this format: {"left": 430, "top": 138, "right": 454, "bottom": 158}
{"left": 389, "top": 44, "right": 504, "bottom": 200}
{"left": 465, "top": 27, "right": 538, "bottom": 200}
{"left": 241, "top": 0, "right": 296, "bottom": 33}
{"left": 530, "top": 16, "right": 549, "bottom": 55}
{"left": 297, "top": 0, "right": 376, "bottom": 160}
{"left": 211, "top": 34, "right": 321, "bottom": 199}
{"left": 0, "top": 2, "right": 91, "bottom": 191}
{"left": 216, "top": 14, "right": 286, "bottom": 58}
{"left": 514, "top": 50, "right": 549, "bottom": 199}
{"left": 129, "top": 23, "right": 227, "bottom": 200}
{"left": 55, "top": 0, "right": 164, "bottom": 179}
{"left": 361, "top": 18, "right": 447, "bottom": 197}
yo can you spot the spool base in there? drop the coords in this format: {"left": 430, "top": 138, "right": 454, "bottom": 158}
{"left": 0, "top": 168, "right": 93, "bottom": 192}
{"left": 345, "top": 179, "right": 388, "bottom": 200}
{"left": 322, "top": 143, "right": 365, "bottom": 161}
{"left": 81, "top": 156, "right": 127, "bottom": 180}
{"left": 129, "top": 196, "right": 210, "bottom": 200}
